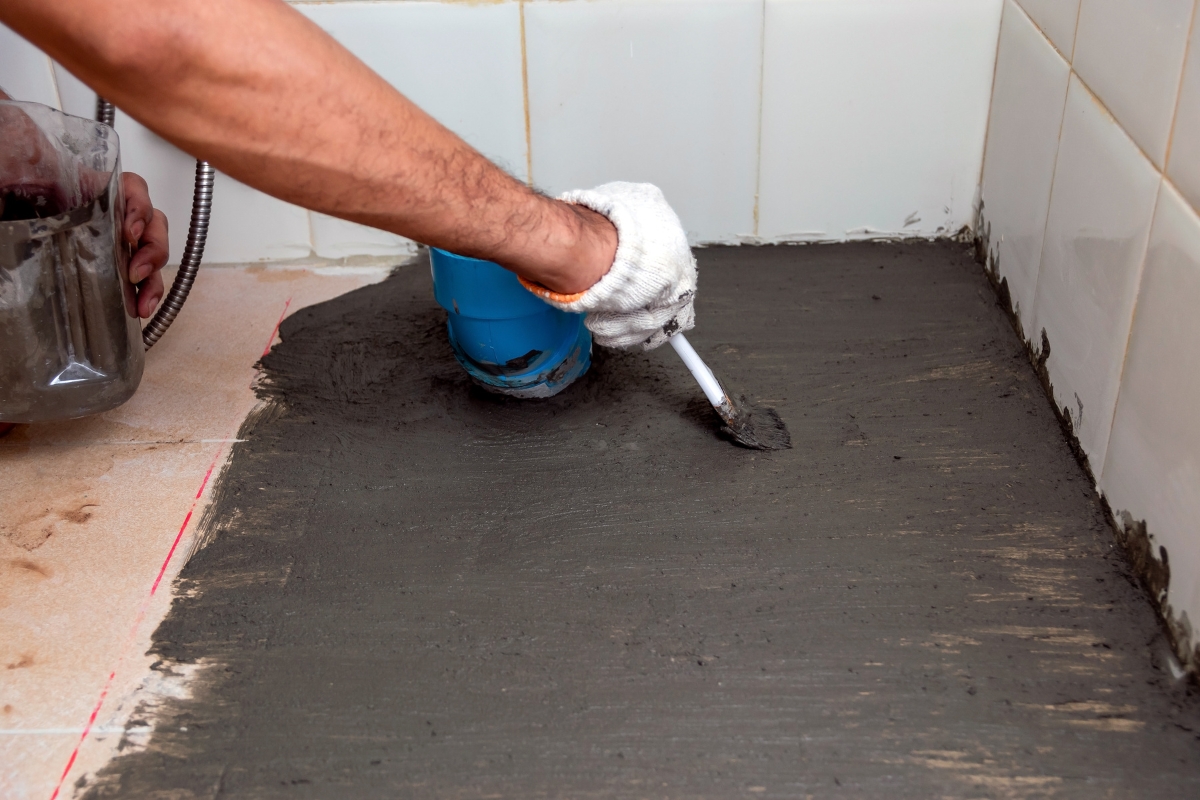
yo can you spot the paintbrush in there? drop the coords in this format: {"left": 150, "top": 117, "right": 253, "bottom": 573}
{"left": 668, "top": 333, "right": 791, "bottom": 450}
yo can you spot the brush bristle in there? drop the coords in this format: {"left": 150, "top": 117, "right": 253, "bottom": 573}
{"left": 720, "top": 396, "right": 792, "bottom": 451}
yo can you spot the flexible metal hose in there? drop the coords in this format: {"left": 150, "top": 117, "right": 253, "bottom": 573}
{"left": 141, "top": 160, "right": 213, "bottom": 349}
{"left": 94, "top": 95, "right": 115, "bottom": 127}
{"left": 95, "top": 97, "right": 212, "bottom": 351}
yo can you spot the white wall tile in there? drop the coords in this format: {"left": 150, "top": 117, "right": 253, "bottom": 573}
{"left": 1168, "top": 16, "right": 1200, "bottom": 214}
{"left": 1017, "top": 0, "right": 1081, "bottom": 56}
{"left": 525, "top": 0, "right": 762, "bottom": 243}
{"left": 0, "top": 24, "right": 60, "bottom": 108}
{"left": 203, "top": 173, "right": 313, "bottom": 264}
{"left": 50, "top": 62, "right": 97, "bottom": 119}
{"left": 309, "top": 212, "right": 416, "bottom": 260}
{"left": 1072, "top": 0, "right": 1195, "bottom": 169}
{"left": 980, "top": 0, "right": 1071, "bottom": 334}
{"left": 758, "top": 0, "right": 1002, "bottom": 242}
{"left": 1033, "top": 75, "right": 1161, "bottom": 473}
{"left": 299, "top": 0, "right": 527, "bottom": 181}
{"left": 1101, "top": 182, "right": 1200, "bottom": 636}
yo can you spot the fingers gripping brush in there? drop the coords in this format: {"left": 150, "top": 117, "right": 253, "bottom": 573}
{"left": 668, "top": 333, "right": 791, "bottom": 451}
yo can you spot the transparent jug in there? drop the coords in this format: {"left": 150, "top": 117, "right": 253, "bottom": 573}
{"left": 0, "top": 101, "right": 142, "bottom": 423}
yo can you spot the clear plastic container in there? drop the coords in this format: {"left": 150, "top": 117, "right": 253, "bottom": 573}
{"left": 0, "top": 101, "right": 142, "bottom": 422}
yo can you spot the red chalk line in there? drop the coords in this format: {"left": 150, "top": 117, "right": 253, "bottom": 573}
{"left": 49, "top": 296, "right": 292, "bottom": 800}
{"left": 263, "top": 297, "right": 292, "bottom": 357}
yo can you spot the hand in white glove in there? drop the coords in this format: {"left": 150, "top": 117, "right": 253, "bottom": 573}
{"left": 519, "top": 182, "right": 697, "bottom": 350}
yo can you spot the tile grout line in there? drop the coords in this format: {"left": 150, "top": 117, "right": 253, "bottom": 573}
{"left": 519, "top": 0, "right": 534, "bottom": 187}
{"left": 1069, "top": 0, "right": 1081, "bottom": 63}
{"left": 751, "top": 0, "right": 766, "bottom": 239}
{"left": 1162, "top": 0, "right": 1198, "bottom": 171}
{"left": 1020, "top": 0, "right": 1175, "bottom": 186}
{"left": 304, "top": 210, "right": 318, "bottom": 261}
{"left": 975, "top": 0, "right": 1009, "bottom": 228}
{"left": 0, "top": 728, "right": 124, "bottom": 736}
{"left": 1011, "top": 0, "right": 1076, "bottom": 62}
{"left": 48, "top": 296, "right": 293, "bottom": 800}
{"left": 1067, "top": 46, "right": 1171, "bottom": 181}
{"left": 1009, "top": 0, "right": 1191, "bottom": 479}
{"left": 46, "top": 57, "right": 63, "bottom": 112}
{"left": 1097, "top": 175, "right": 1162, "bottom": 484}
{"left": 0, "top": 439, "right": 248, "bottom": 448}
{"left": 1021, "top": 0, "right": 1073, "bottom": 356}
{"left": 1094, "top": 0, "right": 1196, "bottom": 482}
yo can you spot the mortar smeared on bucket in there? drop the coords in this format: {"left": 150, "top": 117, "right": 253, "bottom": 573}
{"left": 430, "top": 248, "right": 591, "bottom": 398}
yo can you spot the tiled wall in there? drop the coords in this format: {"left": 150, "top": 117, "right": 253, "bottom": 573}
{"left": 978, "top": 0, "right": 1200, "bottom": 667}
{"left": 1, "top": 0, "right": 1000, "bottom": 261}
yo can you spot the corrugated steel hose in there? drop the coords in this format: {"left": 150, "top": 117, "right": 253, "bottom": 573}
{"left": 95, "top": 97, "right": 213, "bottom": 350}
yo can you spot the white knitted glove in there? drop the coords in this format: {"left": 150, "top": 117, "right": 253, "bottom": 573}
{"left": 519, "top": 182, "right": 697, "bottom": 350}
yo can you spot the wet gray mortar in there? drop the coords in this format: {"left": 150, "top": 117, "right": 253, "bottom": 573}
{"left": 85, "top": 243, "right": 1200, "bottom": 798}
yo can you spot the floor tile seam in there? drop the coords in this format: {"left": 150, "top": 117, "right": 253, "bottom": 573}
{"left": 0, "top": 728, "right": 125, "bottom": 736}
{"left": 47, "top": 295, "right": 294, "bottom": 800}
{"left": 0, "top": 439, "right": 248, "bottom": 448}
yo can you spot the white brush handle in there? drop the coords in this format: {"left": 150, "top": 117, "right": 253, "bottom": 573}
{"left": 669, "top": 333, "right": 726, "bottom": 407}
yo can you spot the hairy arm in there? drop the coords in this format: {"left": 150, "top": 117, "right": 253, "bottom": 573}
{"left": 0, "top": 0, "right": 615, "bottom": 293}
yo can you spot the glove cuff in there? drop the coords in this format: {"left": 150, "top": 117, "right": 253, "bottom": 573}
{"left": 522, "top": 184, "right": 685, "bottom": 314}
{"left": 517, "top": 275, "right": 585, "bottom": 305}
{"left": 555, "top": 187, "right": 644, "bottom": 312}
{"left": 518, "top": 187, "right": 625, "bottom": 312}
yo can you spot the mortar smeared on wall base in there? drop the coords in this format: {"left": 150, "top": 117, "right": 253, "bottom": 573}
{"left": 974, "top": 210, "right": 1193, "bottom": 677}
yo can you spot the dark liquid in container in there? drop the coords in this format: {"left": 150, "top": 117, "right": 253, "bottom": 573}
{"left": 0, "top": 183, "right": 70, "bottom": 221}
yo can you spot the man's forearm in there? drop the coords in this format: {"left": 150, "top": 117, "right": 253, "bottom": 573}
{"left": 1, "top": 0, "right": 614, "bottom": 292}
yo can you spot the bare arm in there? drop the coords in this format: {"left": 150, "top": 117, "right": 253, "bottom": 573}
{"left": 0, "top": 0, "right": 615, "bottom": 293}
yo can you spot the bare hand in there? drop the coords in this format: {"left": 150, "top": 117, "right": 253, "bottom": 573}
{"left": 121, "top": 172, "right": 169, "bottom": 318}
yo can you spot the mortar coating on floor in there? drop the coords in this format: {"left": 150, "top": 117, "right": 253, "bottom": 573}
{"left": 84, "top": 243, "right": 1200, "bottom": 798}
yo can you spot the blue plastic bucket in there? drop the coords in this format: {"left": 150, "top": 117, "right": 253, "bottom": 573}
{"left": 429, "top": 248, "right": 591, "bottom": 398}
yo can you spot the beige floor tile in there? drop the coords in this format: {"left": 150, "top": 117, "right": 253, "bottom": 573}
{"left": 0, "top": 734, "right": 79, "bottom": 800}
{"left": 0, "top": 263, "right": 392, "bottom": 799}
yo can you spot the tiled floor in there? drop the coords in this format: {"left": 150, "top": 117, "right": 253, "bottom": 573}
{"left": 0, "top": 263, "right": 391, "bottom": 799}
